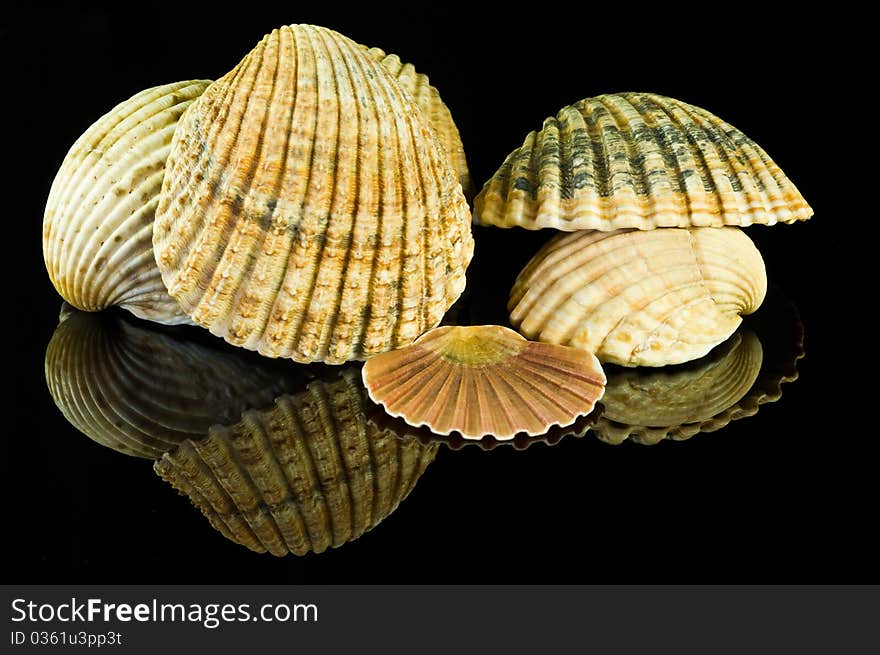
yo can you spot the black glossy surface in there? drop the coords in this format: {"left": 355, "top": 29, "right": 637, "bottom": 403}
{"left": 7, "top": 4, "right": 868, "bottom": 582}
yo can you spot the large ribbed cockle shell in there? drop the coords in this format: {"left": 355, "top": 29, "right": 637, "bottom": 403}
{"left": 154, "top": 25, "right": 474, "bottom": 364}
{"left": 154, "top": 369, "right": 439, "bottom": 556}
{"left": 43, "top": 80, "right": 211, "bottom": 324}
{"left": 365, "top": 46, "right": 472, "bottom": 199}
{"left": 509, "top": 227, "right": 767, "bottom": 367}
{"left": 44, "top": 307, "right": 310, "bottom": 459}
{"left": 475, "top": 92, "right": 812, "bottom": 231}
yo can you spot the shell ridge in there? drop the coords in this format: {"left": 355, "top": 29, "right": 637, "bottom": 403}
{"left": 264, "top": 27, "right": 329, "bottom": 359}
{"left": 492, "top": 365, "right": 577, "bottom": 435}
{"left": 303, "top": 380, "right": 350, "bottom": 547}
{"left": 165, "top": 47, "right": 268, "bottom": 313}
{"left": 634, "top": 94, "right": 700, "bottom": 226}
{"left": 51, "top": 89, "right": 169, "bottom": 281}
{"left": 271, "top": 394, "right": 325, "bottom": 552}
{"left": 349, "top": 33, "right": 408, "bottom": 358}
{"left": 657, "top": 96, "right": 755, "bottom": 224}
{"left": 66, "top": 130, "right": 170, "bottom": 305}
{"left": 334, "top": 38, "right": 385, "bottom": 361}
{"left": 286, "top": 26, "right": 351, "bottom": 361}
{"left": 551, "top": 248, "right": 704, "bottom": 346}
{"left": 508, "top": 353, "right": 603, "bottom": 413}
{"left": 157, "top": 69, "right": 246, "bottom": 278}
{"left": 219, "top": 32, "right": 295, "bottom": 349}
{"left": 190, "top": 37, "right": 279, "bottom": 332}
{"left": 234, "top": 409, "right": 307, "bottom": 554}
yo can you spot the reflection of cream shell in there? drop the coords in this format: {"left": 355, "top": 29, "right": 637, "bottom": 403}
{"left": 154, "top": 25, "right": 473, "bottom": 364}
{"left": 365, "top": 47, "right": 471, "bottom": 199}
{"left": 363, "top": 324, "right": 605, "bottom": 439}
{"left": 509, "top": 227, "right": 767, "bottom": 367}
{"left": 594, "top": 330, "right": 762, "bottom": 444}
{"left": 44, "top": 309, "right": 308, "bottom": 459}
{"left": 475, "top": 92, "right": 812, "bottom": 231}
{"left": 155, "top": 370, "right": 439, "bottom": 556}
{"left": 43, "top": 80, "right": 210, "bottom": 324}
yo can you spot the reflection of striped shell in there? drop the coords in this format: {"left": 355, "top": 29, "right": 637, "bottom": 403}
{"left": 594, "top": 330, "right": 762, "bottom": 444}
{"left": 365, "top": 47, "right": 472, "bottom": 199}
{"left": 44, "top": 308, "right": 308, "bottom": 459}
{"left": 509, "top": 227, "right": 767, "bottom": 367}
{"left": 43, "top": 80, "right": 210, "bottom": 324}
{"left": 475, "top": 92, "right": 812, "bottom": 231}
{"left": 154, "top": 25, "right": 473, "bottom": 364}
{"left": 363, "top": 325, "right": 605, "bottom": 439}
{"left": 155, "top": 369, "right": 438, "bottom": 556}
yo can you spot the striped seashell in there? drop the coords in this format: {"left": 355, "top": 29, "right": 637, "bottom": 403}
{"left": 364, "top": 46, "right": 472, "bottom": 199}
{"left": 362, "top": 324, "right": 606, "bottom": 439}
{"left": 154, "top": 25, "right": 474, "bottom": 364}
{"left": 475, "top": 92, "right": 812, "bottom": 231}
{"left": 509, "top": 227, "right": 767, "bottom": 367}
{"left": 594, "top": 287, "right": 804, "bottom": 444}
{"left": 155, "top": 368, "right": 439, "bottom": 556}
{"left": 43, "top": 80, "right": 211, "bottom": 324}
{"left": 44, "top": 307, "right": 309, "bottom": 459}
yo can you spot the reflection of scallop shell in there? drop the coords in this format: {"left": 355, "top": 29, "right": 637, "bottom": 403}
{"left": 44, "top": 308, "right": 309, "bottom": 459}
{"left": 43, "top": 80, "right": 210, "bottom": 324}
{"left": 365, "top": 47, "right": 472, "bottom": 199}
{"left": 154, "top": 25, "right": 473, "bottom": 364}
{"left": 155, "top": 369, "right": 438, "bottom": 556}
{"left": 509, "top": 227, "right": 767, "bottom": 367}
{"left": 369, "top": 400, "right": 604, "bottom": 451}
{"left": 475, "top": 92, "right": 812, "bottom": 231}
{"left": 594, "top": 287, "right": 804, "bottom": 444}
{"left": 362, "top": 325, "right": 605, "bottom": 439}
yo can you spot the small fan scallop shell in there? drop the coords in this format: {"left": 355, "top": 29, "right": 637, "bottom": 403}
{"left": 365, "top": 46, "right": 472, "bottom": 200}
{"left": 509, "top": 227, "right": 767, "bottom": 367}
{"left": 44, "top": 308, "right": 310, "bottom": 459}
{"left": 475, "top": 92, "right": 812, "bottom": 231}
{"left": 154, "top": 369, "right": 438, "bottom": 556}
{"left": 154, "top": 25, "right": 473, "bottom": 364}
{"left": 43, "top": 80, "right": 211, "bottom": 324}
{"left": 362, "top": 324, "right": 606, "bottom": 439}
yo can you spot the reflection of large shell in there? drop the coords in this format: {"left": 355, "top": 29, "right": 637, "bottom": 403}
{"left": 154, "top": 25, "right": 474, "bottom": 364}
{"left": 475, "top": 92, "right": 812, "bottom": 231}
{"left": 155, "top": 369, "right": 438, "bottom": 556}
{"left": 594, "top": 287, "right": 804, "bottom": 444}
{"left": 43, "top": 81, "right": 210, "bottom": 324}
{"left": 365, "top": 47, "right": 472, "bottom": 199}
{"left": 44, "top": 308, "right": 308, "bottom": 459}
{"left": 363, "top": 325, "right": 605, "bottom": 439}
{"left": 509, "top": 227, "right": 767, "bottom": 367}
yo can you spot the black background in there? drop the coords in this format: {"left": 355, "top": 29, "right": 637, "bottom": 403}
{"left": 4, "top": 3, "right": 869, "bottom": 582}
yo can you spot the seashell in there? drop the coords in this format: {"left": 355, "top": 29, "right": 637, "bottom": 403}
{"left": 509, "top": 227, "right": 767, "bottom": 367}
{"left": 364, "top": 46, "right": 472, "bottom": 200}
{"left": 45, "top": 307, "right": 310, "bottom": 459}
{"left": 475, "top": 92, "right": 812, "bottom": 231}
{"left": 154, "top": 25, "right": 474, "bottom": 364}
{"left": 362, "top": 324, "right": 606, "bottom": 439}
{"left": 155, "top": 368, "right": 439, "bottom": 556}
{"left": 43, "top": 80, "right": 211, "bottom": 324}
{"left": 593, "top": 286, "right": 804, "bottom": 444}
